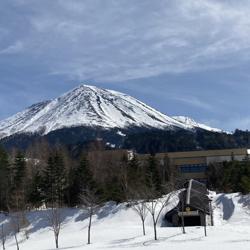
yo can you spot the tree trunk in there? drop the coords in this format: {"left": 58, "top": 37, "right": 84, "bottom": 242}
{"left": 153, "top": 222, "right": 157, "bottom": 240}
{"left": 14, "top": 233, "right": 19, "bottom": 250}
{"left": 2, "top": 239, "right": 5, "bottom": 250}
{"left": 88, "top": 212, "right": 92, "bottom": 244}
{"left": 142, "top": 219, "right": 146, "bottom": 236}
{"left": 1, "top": 224, "right": 5, "bottom": 250}
{"left": 2, "top": 238, "right": 5, "bottom": 250}
{"left": 209, "top": 201, "right": 214, "bottom": 226}
{"left": 152, "top": 215, "right": 157, "bottom": 241}
{"left": 55, "top": 234, "right": 59, "bottom": 249}
{"left": 203, "top": 212, "right": 207, "bottom": 237}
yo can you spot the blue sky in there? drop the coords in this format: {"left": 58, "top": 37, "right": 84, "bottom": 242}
{"left": 1, "top": 0, "right": 250, "bottom": 131}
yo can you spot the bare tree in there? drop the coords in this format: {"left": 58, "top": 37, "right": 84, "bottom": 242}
{"left": 80, "top": 188, "right": 102, "bottom": 245}
{"left": 46, "top": 205, "right": 62, "bottom": 249}
{"left": 0, "top": 224, "right": 6, "bottom": 250}
{"left": 145, "top": 184, "right": 178, "bottom": 241}
{"left": 130, "top": 199, "right": 148, "bottom": 236}
{"left": 127, "top": 187, "right": 148, "bottom": 236}
{"left": 19, "top": 211, "right": 29, "bottom": 240}
{"left": 10, "top": 213, "right": 20, "bottom": 250}
{"left": 8, "top": 210, "right": 30, "bottom": 250}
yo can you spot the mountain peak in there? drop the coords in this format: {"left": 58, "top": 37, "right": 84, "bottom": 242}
{"left": 0, "top": 85, "right": 222, "bottom": 139}
{"left": 72, "top": 84, "right": 108, "bottom": 92}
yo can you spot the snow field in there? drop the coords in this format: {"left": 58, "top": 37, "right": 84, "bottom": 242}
{"left": 1, "top": 193, "right": 250, "bottom": 250}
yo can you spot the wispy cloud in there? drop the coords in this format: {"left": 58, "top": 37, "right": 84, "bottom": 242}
{"left": 0, "top": 41, "right": 23, "bottom": 54}
{"left": 173, "top": 96, "right": 213, "bottom": 111}
{"left": 2, "top": 0, "right": 250, "bottom": 81}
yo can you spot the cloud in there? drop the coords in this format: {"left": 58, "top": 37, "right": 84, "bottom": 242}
{"left": 1, "top": 0, "right": 250, "bottom": 82}
{"left": 173, "top": 96, "right": 213, "bottom": 111}
{"left": 0, "top": 41, "right": 23, "bottom": 54}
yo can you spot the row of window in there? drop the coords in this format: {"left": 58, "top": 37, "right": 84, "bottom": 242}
{"left": 179, "top": 164, "right": 207, "bottom": 173}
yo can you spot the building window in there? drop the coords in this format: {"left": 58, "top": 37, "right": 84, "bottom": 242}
{"left": 179, "top": 164, "right": 207, "bottom": 173}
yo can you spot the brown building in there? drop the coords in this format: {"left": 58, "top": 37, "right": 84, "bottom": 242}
{"left": 137, "top": 148, "right": 250, "bottom": 183}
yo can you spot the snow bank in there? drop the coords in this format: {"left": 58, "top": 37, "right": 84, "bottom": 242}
{"left": 213, "top": 193, "right": 250, "bottom": 225}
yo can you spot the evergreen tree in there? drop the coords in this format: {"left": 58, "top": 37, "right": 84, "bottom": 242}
{"left": 0, "top": 147, "right": 9, "bottom": 211}
{"left": 69, "top": 154, "right": 96, "bottom": 205}
{"left": 9, "top": 152, "right": 27, "bottom": 210}
{"left": 104, "top": 176, "right": 124, "bottom": 203}
{"left": 43, "top": 153, "right": 67, "bottom": 206}
{"left": 13, "top": 152, "right": 26, "bottom": 188}
{"left": 145, "top": 155, "right": 161, "bottom": 193}
{"left": 207, "top": 160, "right": 250, "bottom": 194}
{"left": 78, "top": 154, "right": 95, "bottom": 189}
{"left": 27, "top": 171, "right": 44, "bottom": 208}
{"left": 54, "top": 154, "right": 67, "bottom": 204}
{"left": 127, "top": 155, "right": 142, "bottom": 189}
{"left": 240, "top": 176, "right": 250, "bottom": 194}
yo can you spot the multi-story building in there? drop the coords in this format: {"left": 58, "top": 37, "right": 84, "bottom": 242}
{"left": 138, "top": 148, "right": 250, "bottom": 183}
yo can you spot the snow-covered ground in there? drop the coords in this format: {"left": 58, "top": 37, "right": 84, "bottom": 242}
{"left": 1, "top": 193, "right": 250, "bottom": 250}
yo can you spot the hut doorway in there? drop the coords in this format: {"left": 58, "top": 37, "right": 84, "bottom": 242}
{"left": 183, "top": 215, "right": 201, "bottom": 226}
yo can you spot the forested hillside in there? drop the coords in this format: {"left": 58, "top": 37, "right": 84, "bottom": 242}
{"left": 2, "top": 127, "right": 250, "bottom": 154}
{"left": 124, "top": 129, "right": 250, "bottom": 154}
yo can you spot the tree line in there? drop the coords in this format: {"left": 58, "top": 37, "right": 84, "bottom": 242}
{"left": 124, "top": 129, "right": 250, "bottom": 154}
{"left": 206, "top": 159, "right": 250, "bottom": 194}
{"left": 0, "top": 139, "right": 178, "bottom": 213}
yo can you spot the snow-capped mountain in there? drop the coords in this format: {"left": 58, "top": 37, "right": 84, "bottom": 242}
{"left": 0, "top": 85, "right": 221, "bottom": 139}
{"left": 172, "top": 116, "right": 222, "bottom": 133}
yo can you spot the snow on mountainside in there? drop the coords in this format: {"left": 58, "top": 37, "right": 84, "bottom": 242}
{"left": 0, "top": 85, "right": 222, "bottom": 139}
{"left": 172, "top": 116, "right": 223, "bottom": 133}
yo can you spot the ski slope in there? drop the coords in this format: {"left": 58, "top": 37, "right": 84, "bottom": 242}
{"left": 0, "top": 193, "right": 250, "bottom": 250}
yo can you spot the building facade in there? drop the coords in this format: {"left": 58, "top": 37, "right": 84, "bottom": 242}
{"left": 138, "top": 148, "right": 250, "bottom": 183}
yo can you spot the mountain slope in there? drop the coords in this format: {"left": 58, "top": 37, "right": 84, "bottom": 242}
{"left": 172, "top": 116, "right": 222, "bottom": 133}
{"left": 0, "top": 85, "right": 221, "bottom": 139}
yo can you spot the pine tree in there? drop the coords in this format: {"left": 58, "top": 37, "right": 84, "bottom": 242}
{"left": 43, "top": 153, "right": 67, "bottom": 206}
{"left": 104, "top": 176, "right": 124, "bottom": 203}
{"left": 78, "top": 154, "right": 95, "bottom": 189}
{"left": 27, "top": 171, "right": 44, "bottom": 208}
{"left": 0, "top": 147, "right": 9, "bottom": 211}
{"left": 145, "top": 155, "right": 161, "bottom": 194}
{"left": 13, "top": 152, "right": 26, "bottom": 188}
{"left": 69, "top": 154, "right": 96, "bottom": 205}
{"left": 54, "top": 154, "right": 67, "bottom": 204}
{"left": 9, "top": 152, "right": 27, "bottom": 210}
{"left": 127, "top": 155, "right": 142, "bottom": 189}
